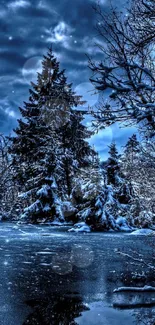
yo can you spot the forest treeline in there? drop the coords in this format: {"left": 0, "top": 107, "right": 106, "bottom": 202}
{"left": 0, "top": 0, "right": 154, "bottom": 230}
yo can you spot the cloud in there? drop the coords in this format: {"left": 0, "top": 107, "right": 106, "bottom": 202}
{"left": 0, "top": 0, "right": 129, "bottom": 142}
{"left": 5, "top": 108, "right": 16, "bottom": 118}
{"left": 0, "top": 106, "right": 17, "bottom": 134}
{"left": 45, "top": 21, "right": 74, "bottom": 50}
{"left": 0, "top": 7, "right": 7, "bottom": 18}
{"left": 8, "top": 0, "right": 30, "bottom": 10}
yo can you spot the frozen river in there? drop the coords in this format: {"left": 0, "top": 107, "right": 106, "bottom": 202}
{"left": 0, "top": 222, "right": 154, "bottom": 325}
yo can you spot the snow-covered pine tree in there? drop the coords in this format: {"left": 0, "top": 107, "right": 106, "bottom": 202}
{"left": 0, "top": 134, "right": 20, "bottom": 220}
{"left": 57, "top": 110, "right": 95, "bottom": 198}
{"left": 122, "top": 134, "right": 140, "bottom": 176}
{"left": 121, "top": 134, "right": 140, "bottom": 201}
{"left": 69, "top": 110, "right": 94, "bottom": 168}
{"left": 21, "top": 145, "right": 64, "bottom": 223}
{"left": 72, "top": 151, "right": 107, "bottom": 229}
{"left": 72, "top": 148, "right": 128, "bottom": 231}
{"left": 9, "top": 48, "right": 89, "bottom": 222}
{"left": 121, "top": 138, "right": 155, "bottom": 227}
{"left": 104, "top": 142, "right": 133, "bottom": 230}
{"left": 71, "top": 142, "right": 134, "bottom": 231}
{"left": 106, "top": 142, "right": 131, "bottom": 203}
{"left": 106, "top": 142, "right": 121, "bottom": 186}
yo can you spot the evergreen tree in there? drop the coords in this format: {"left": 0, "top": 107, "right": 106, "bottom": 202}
{"left": 72, "top": 151, "right": 106, "bottom": 229}
{"left": 106, "top": 142, "right": 121, "bottom": 186}
{"left": 69, "top": 110, "right": 94, "bottom": 168}
{"left": 124, "top": 134, "right": 140, "bottom": 156}
{"left": 10, "top": 49, "right": 83, "bottom": 186}
{"left": 121, "top": 134, "right": 140, "bottom": 205}
{"left": 103, "top": 142, "right": 133, "bottom": 228}
{"left": 9, "top": 48, "right": 92, "bottom": 222}
{"left": 57, "top": 110, "right": 94, "bottom": 197}
{"left": 106, "top": 142, "right": 132, "bottom": 205}
{"left": 72, "top": 149, "right": 132, "bottom": 231}
{"left": 0, "top": 134, "right": 22, "bottom": 220}
{"left": 121, "top": 138, "right": 155, "bottom": 227}
{"left": 21, "top": 146, "right": 63, "bottom": 223}
{"left": 123, "top": 134, "right": 140, "bottom": 174}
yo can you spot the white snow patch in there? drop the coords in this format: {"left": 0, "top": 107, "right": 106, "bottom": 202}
{"left": 116, "top": 217, "right": 134, "bottom": 232}
{"left": 131, "top": 229, "right": 155, "bottom": 236}
{"left": 68, "top": 222, "right": 91, "bottom": 233}
{"left": 113, "top": 285, "right": 155, "bottom": 293}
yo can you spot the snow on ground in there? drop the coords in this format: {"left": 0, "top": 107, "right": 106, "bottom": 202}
{"left": 116, "top": 217, "right": 134, "bottom": 232}
{"left": 131, "top": 229, "right": 155, "bottom": 236}
{"left": 68, "top": 222, "right": 91, "bottom": 233}
{"left": 113, "top": 285, "right": 155, "bottom": 293}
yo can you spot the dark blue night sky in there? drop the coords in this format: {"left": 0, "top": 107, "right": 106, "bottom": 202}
{"left": 0, "top": 0, "right": 136, "bottom": 159}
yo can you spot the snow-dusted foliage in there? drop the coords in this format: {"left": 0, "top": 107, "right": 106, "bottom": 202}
{"left": 0, "top": 134, "right": 22, "bottom": 220}
{"left": 2, "top": 41, "right": 154, "bottom": 230}
{"left": 89, "top": 1, "right": 155, "bottom": 139}
{"left": 57, "top": 111, "right": 95, "bottom": 199}
{"left": 21, "top": 149, "right": 64, "bottom": 223}
{"left": 121, "top": 136, "right": 155, "bottom": 227}
{"left": 71, "top": 148, "right": 132, "bottom": 231}
{"left": 61, "top": 200, "right": 77, "bottom": 223}
{"left": 130, "top": 0, "right": 155, "bottom": 48}
{"left": 71, "top": 152, "right": 106, "bottom": 229}
{"left": 102, "top": 143, "right": 134, "bottom": 228}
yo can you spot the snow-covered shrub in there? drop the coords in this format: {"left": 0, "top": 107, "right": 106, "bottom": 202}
{"left": 61, "top": 201, "right": 77, "bottom": 223}
{"left": 134, "top": 211, "right": 154, "bottom": 229}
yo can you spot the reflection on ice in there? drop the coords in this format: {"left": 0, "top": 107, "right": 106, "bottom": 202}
{"left": 23, "top": 294, "right": 89, "bottom": 325}
{"left": 0, "top": 223, "right": 154, "bottom": 325}
{"left": 75, "top": 301, "right": 135, "bottom": 325}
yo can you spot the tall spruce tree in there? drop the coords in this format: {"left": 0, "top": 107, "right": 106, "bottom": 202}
{"left": 20, "top": 145, "right": 64, "bottom": 223}
{"left": 72, "top": 151, "right": 106, "bottom": 229}
{"left": 106, "top": 142, "right": 121, "bottom": 186}
{"left": 123, "top": 134, "right": 140, "bottom": 167}
{"left": 9, "top": 48, "right": 93, "bottom": 222}
{"left": 57, "top": 110, "right": 94, "bottom": 197}
{"left": 121, "top": 135, "right": 140, "bottom": 199}
{"left": 103, "top": 142, "right": 133, "bottom": 229}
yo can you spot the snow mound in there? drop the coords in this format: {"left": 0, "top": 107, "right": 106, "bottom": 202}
{"left": 113, "top": 285, "right": 155, "bottom": 293}
{"left": 68, "top": 222, "right": 91, "bottom": 233}
{"left": 47, "top": 220, "right": 64, "bottom": 226}
{"left": 116, "top": 217, "right": 133, "bottom": 232}
{"left": 131, "top": 229, "right": 155, "bottom": 236}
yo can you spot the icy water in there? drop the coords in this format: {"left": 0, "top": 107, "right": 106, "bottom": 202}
{"left": 0, "top": 222, "right": 154, "bottom": 325}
